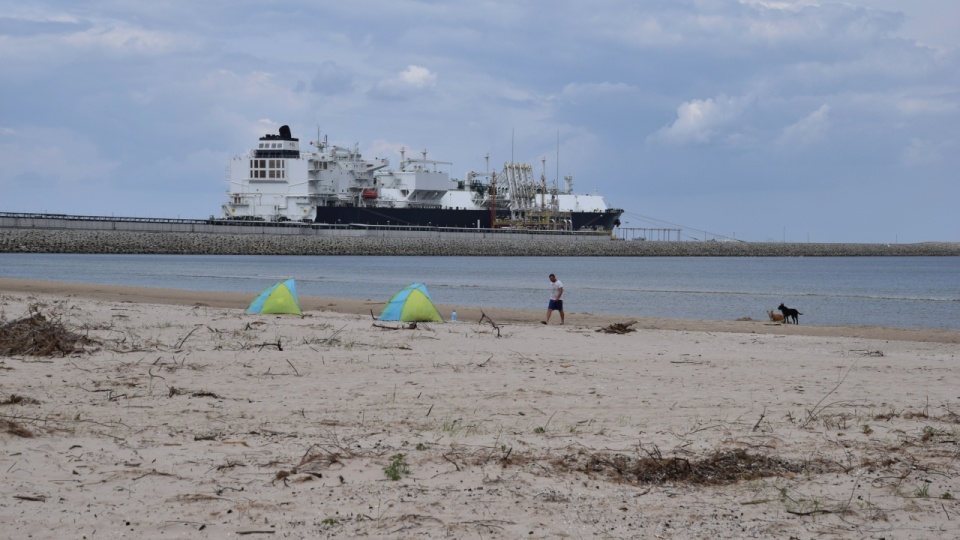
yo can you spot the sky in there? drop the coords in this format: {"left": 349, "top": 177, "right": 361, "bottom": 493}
{"left": 1, "top": 0, "right": 957, "bottom": 243}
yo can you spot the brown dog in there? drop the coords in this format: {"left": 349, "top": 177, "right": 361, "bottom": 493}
{"left": 767, "top": 310, "right": 785, "bottom": 323}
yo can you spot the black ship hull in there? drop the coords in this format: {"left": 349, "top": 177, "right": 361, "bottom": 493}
{"left": 312, "top": 206, "right": 622, "bottom": 231}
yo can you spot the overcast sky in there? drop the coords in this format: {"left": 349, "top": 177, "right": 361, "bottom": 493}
{"left": 1, "top": 0, "right": 957, "bottom": 242}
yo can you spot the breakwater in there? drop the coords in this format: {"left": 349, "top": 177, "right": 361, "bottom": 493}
{"left": 1, "top": 228, "right": 957, "bottom": 256}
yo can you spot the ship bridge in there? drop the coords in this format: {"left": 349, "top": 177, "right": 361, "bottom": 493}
{"left": 254, "top": 125, "right": 300, "bottom": 159}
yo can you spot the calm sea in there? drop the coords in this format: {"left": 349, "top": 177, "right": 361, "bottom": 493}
{"left": 1, "top": 254, "right": 958, "bottom": 330}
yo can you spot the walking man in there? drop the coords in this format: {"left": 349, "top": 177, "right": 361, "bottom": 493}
{"left": 543, "top": 273, "right": 564, "bottom": 325}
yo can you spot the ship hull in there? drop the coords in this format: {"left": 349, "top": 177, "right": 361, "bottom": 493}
{"left": 312, "top": 206, "right": 622, "bottom": 231}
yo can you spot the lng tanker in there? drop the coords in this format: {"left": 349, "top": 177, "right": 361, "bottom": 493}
{"left": 223, "top": 125, "right": 623, "bottom": 231}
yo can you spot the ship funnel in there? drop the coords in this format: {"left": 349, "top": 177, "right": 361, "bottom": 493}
{"left": 279, "top": 125, "right": 293, "bottom": 139}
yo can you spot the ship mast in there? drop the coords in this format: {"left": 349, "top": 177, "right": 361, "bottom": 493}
{"left": 487, "top": 153, "right": 496, "bottom": 228}
{"left": 540, "top": 156, "right": 546, "bottom": 213}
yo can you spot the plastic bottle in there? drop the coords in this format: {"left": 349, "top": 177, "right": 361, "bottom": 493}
{"left": 451, "top": 310, "right": 457, "bottom": 322}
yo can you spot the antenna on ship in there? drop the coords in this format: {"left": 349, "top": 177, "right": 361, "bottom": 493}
{"left": 488, "top": 152, "right": 497, "bottom": 229}
{"left": 540, "top": 156, "right": 547, "bottom": 212}
{"left": 555, "top": 130, "right": 560, "bottom": 195}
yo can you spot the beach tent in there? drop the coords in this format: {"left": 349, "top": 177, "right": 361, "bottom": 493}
{"left": 247, "top": 278, "right": 302, "bottom": 315}
{"left": 378, "top": 283, "right": 444, "bottom": 322}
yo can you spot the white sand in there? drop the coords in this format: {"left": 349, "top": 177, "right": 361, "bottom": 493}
{"left": 1, "top": 280, "right": 958, "bottom": 538}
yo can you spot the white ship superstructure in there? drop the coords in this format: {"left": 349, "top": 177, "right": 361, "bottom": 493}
{"left": 223, "top": 125, "right": 622, "bottom": 230}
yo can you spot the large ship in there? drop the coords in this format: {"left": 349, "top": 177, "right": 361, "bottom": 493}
{"left": 222, "top": 125, "right": 622, "bottom": 231}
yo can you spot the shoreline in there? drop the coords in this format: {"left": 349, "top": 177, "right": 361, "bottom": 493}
{"left": 2, "top": 277, "right": 956, "bottom": 344}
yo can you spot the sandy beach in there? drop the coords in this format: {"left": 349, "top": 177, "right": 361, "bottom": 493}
{"left": 1, "top": 279, "right": 958, "bottom": 538}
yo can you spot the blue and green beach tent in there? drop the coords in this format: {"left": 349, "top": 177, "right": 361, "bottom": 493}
{"left": 378, "top": 283, "right": 444, "bottom": 322}
{"left": 247, "top": 278, "right": 303, "bottom": 315}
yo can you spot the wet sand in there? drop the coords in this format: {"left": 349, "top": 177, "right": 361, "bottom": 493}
{"left": 1, "top": 278, "right": 956, "bottom": 344}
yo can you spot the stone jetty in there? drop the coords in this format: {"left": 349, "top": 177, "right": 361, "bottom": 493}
{"left": 1, "top": 229, "right": 957, "bottom": 256}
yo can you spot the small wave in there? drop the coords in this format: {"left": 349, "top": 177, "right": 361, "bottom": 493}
{"left": 169, "top": 273, "right": 264, "bottom": 281}
{"left": 575, "top": 285, "right": 958, "bottom": 303}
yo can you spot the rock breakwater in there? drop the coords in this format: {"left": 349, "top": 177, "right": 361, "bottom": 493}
{"left": 1, "top": 229, "right": 958, "bottom": 256}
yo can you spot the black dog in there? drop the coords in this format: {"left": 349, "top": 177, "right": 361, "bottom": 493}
{"left": 777, "top": 303, "right": 802, "bottom": 324}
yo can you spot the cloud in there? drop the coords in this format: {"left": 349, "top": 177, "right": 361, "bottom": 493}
{"left": 559, "top": 82, "right": 634, "bottom": 101}
{"left": 202, "top": 69, "right": 284, "bottom": 101}
{"left": 594, "top": 0, "right": 904, "bottom": 54}
{"left": 896, "top": 97, "right": 958, "bottom": 116}
{"left": 310, "top": 61, "right": 354, "bottom": 95}
{"left": 0, "top": 125, "right": 117, "bottom": 192}
{"left": 0, "top": 15, "right": 89, "bottom": 37}
{"left": 901, "top": 137, "right": 951, "bottom": 166}
{"left": 59, "top": 19, "right": 184, "bottom": 56}
{"left": 777, "top": 104, "right": 830, "bottom": 147}
{"left": 648, "top": 95, "right": 748, "bottom": 145}
{"left": 369, "top": 65, "right": 437, "bottom": 99}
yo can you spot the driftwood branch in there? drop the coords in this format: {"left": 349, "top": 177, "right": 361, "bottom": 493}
{"left": 257, "top": 339, "right": 282, "bottom": 351}
{"left": 479, "top": 311, "right": 501, "bottom": 337}
{"left": 751, "top": 407, "right": 766, "bottom": 432}
{"left": 175, "top": 326, "right": 201, "bottom": 349}
{"left": 285, "top": 359, "right": 300, "bottom": 376}
{"left": 597, "top": 320, "right": 637, "bottom": 334}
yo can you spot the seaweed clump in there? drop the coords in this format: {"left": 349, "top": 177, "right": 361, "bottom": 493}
{"left": 0, "top": 306, "right": 95, "bottom": 357}
{"left": 556, "top": 448, "right": 836, "bottom": 486}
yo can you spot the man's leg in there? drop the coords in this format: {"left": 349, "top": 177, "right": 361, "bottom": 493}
{"left": 544, "top": 308, "right": 552, "bottom": 324}
{"left": 559, "top": 309, "right": 564, "bottom": 325}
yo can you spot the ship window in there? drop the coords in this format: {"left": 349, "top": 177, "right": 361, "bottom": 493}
{"left": 251, "top": 157, "right": 285, "bottom": 180}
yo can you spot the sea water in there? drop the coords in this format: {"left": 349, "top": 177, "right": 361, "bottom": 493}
{"left": 1, "top": 254, "right": 957, "bottom": 330}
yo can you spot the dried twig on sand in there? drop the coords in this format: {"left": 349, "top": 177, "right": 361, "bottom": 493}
{"left": 257, "top": 339, "right": 283, "bottom": 351}
{"left": 0, "top": 395, "right": 42, "bottom": 406}
{"left": 1, "top": 418, "right": 35, "bottom": 438}
{"left": 800, "top": 362, "right": 854, "bottom": 428}
{"left": 373, "top": 323, "right": 418, "bottom": 330}
{"left": 479, "top": 311, "right": 501, "bottom": 337}
{"left": 596, "top": 321, "right": 637, "bottom": 334}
